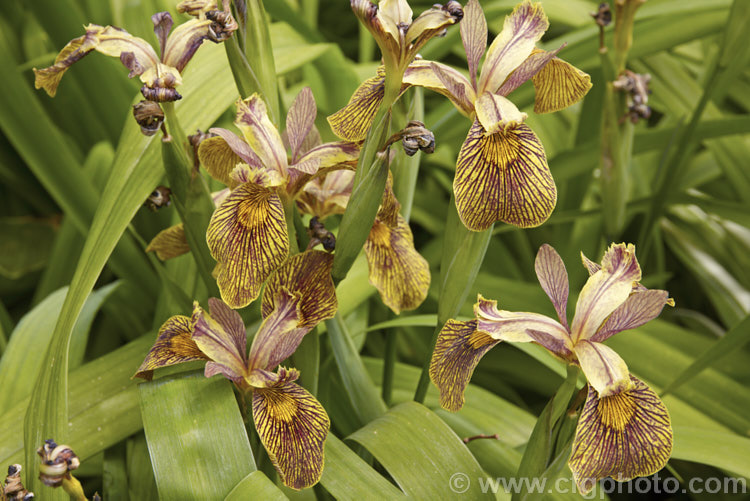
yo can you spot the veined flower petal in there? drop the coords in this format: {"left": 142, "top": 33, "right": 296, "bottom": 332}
{"left": 365, "top": 215, "right": 430, "bottom": 314}
{"left": 151, "top": 12, "right": 174, "bottom": 57}
{"left": 191, "top": 299, "right": 248, "bottom": 382}
{"left": 497, "top": 46, "right": 562, "bottom": 97}
{"left": 247, "top": 288, "right": 303, "bottom": 373}
{"left": 534, "top": 244, "right": 569, "bottom": 329}
{"left": 206, "top": 182, "right": 289, "bottom": 308}
{"left": 293, "top": 141, "right": 361, "bottom": 176}
{"left": 592, "top": 289, "right": 671, "bottom": 342}
{"left": 570, "top": 243, "right": 642, "bottom": 343}
{"left": 199, "top": 129, "right": 263, "bottom": 187}
{"left": 474, "top": 294, "right": 572, "bottom": 357}
{"left": 198, "top": 135, "right": 242, "bottom": 187}
{"left": 34, "top": 24, "right": 159, "bottom": 97}
{"left": 236, "top": 95, "right": 289, "bottom": 176}
{"left": 454, "top": 119, "right": 556, "bottom": 230}
{"left": 404, "top": 61, "right": 475, "bottom": 117}
{"left": 286, "top": 87, "right": 317, "bottom": 163}
{"left": 251, "top": 367, "right": 330, "bottom": 490}
{"left": 569, "top": 376, "right": 672, "bottom": 493}
{"left": 161, "top": 17, "right": 211, "bottom": 71}
{"left": 574, "top": 339, "right": 632, "bottom": 398}
{"left": 378, "top": 0, "right": 413, "bottom": 41}
{"left": 532, "top": 57, "right": 592, "bottom": 114}
{"left": 478, "top": 0, "right": 548, "bottom": 95}
{"left": 230, "top": 163, "right": 285, "bottom": 188}
{"left": 460, "top": 0, "right": 487, "bottom": 89}
{"left": 406, "top": 3, "right": 463, "bottom": 58}
{"left": 134, "top": 315, "right": 208, "bottom": 380}
{"left": 327, "top": 69, "right": 387, "bottom": 142}
{"left": 474, "top": 92, "right": 527, "bottom": 133}
{"left": 429, "top": 319, "right": 500, "bottom": 412}
{"left": 146, "top": 223, "right": 190, "bottom": 260}
{"left": 262, "top": 250, "right": 338, "bottom": 328}
{"left": 375, "top": 170, "right": 401, "bottom": 228}
{"left": 296, "top": 169, "right": 354, "bottom": 219}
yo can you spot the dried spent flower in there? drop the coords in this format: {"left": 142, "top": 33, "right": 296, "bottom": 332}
{"left": 37, "top": 440, "right": 80, "bottom": 488}
{"left": 3, "top": 464, "right": 34, "bottom": 500}
{"left": 133, "top": 100, "right": 165, "bottom": 136}
{"left": 307, "top": 216, "right": 336, "bottom": 252}
{"left": 613, "top": 70, "right": 652, "bottom": 123}
{"left": 144, "top": 186, "right": 172, "bottom": 211}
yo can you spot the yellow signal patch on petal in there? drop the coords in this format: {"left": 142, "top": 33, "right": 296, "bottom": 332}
{"left": 134, "top": 315, "right": 208, "bottom": 380}
{"left": 146, "top": 223, "right": 190, "bottom": 260}
{"left": 364, "top": 215, "right": 430, "bottom": 314}
{"left": 569, "top": 376, "right": 673, "bottom": 494}
{"left": 532, "top": 57, "right": 592, "bottom": 114}
{"left": 327, "top": 69, "right": 387, "bottom": 142}
{"left": 251, "top": 368, "right": 330, "bottom": 490}
{"left": 454, "top": 119, "right": 556, "bottom": 231}
{"left": 206, "top": 182, "right": 289, "bottom": 309}
{"left": 429, "top": 319, "right": 500, "bottom": 412}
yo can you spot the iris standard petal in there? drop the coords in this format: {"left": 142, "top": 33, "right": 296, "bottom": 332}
{"left": 286, "top": 87, "right": 317, "bottom": 163}
{"left": 34, "top": 24, "right": 160, "bottom": 97}
{"left": 592, "top": 289, "right": 671, "bottom": 342}
{"left": 429, "top": 319, "right": 500, "bottom": 412}
{"left": 134, "top": 315, "right": 208, "bottom": 380}
{"left": 460, "top": 0, "right": 487, "bottom": 89}
{"left": 532, "top": 57, "right": 592, "bottom": 114}
{"left": 146, "top": 223, "right": 190, "bottom": 260}
{"left": 570, "top": 243, "right": 642, "bottom": 343}
{"left": 327, "top": 69, "right": 387, "bottom": 142}
{"left": 474, "top": 295, "right": 572, "bottom": 357}
{"left": 261, "top": 250, "right": 338, "bottom": 328}
{"left": 247, "top": 288, "right": 303, "bottom": 373}
{"left": 236, "top": 95, "right": 289, "bottom": 176}
{"left": 364, "top": 215, "right": 430, "bottom": 314}
{"left": 534, "top": 244, "right": 569, "bottom": 329}
{"left": 206, "top": 182, "right": 289, "bottom": 308}
{"left": 454, "top": 119, "right": 556, "bottom": 230}
{"left": 477, "top": 0, "right": 548, "bottom": 95}
{"left": 378, "top": 0, "right": 413, "bottom": 41}
{"left": 191, "top": 299, "right": 248, "bottom": 381}
{"left": 569, "top": 376, "right": 673, "bottom": 494}
{"left": 251, "top": 367, "right": 330, "bottom": 490}
{"left": 574, "top": 339, "right": 632, "bottom": 398}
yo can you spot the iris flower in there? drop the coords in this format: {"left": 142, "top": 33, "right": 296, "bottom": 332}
{"left": 330, "top": 0, "right": 591, "bottom": 230}
{"left": 429, "top": 243, "right": 674, "bottom": 491}
{"left": 135, "top": 250, "right": 337, "bottom": 490}
{"left": 195, "top": 88, "right": 359, "bottom": 308}
{"left": 34, "top": 1, "right": 236, "bottom": 102}
{"left": 297, "top": 169, "right": 430, "bottom": 314}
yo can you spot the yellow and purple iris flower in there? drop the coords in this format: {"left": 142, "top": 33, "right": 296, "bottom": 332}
{"left": 297, "top": 169, "right": 430, "bottom": 314}
{"left": 34, "top": 0, "right": 236, "bottom": 102}
{"left": 329, "top": 0, "right": 592, "bottom": 231}
{"left": 135, "top": 250, "right": 337, "bottom": 490}
{"left": 429, "top": 243, "right": 674, "bottom": 491}
{"left": 193, "top": 88, "right": 359, "bottom": 308}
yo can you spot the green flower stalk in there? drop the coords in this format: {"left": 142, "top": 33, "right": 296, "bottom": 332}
{"left": 329, "top": 0, "right": 463, "bottom": 282}
{"left": 135, "top": 251, "right": 338, "bottom": 490}
{"left": 429, "top": 243, "right": 675, "bottom": 492}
